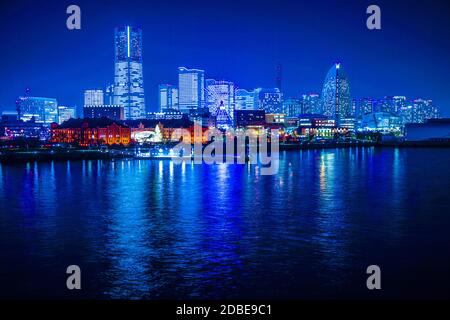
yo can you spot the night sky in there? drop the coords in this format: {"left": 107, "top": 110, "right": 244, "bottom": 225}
{"left": 0, "top": 0, "right": 449, "bottom": 115}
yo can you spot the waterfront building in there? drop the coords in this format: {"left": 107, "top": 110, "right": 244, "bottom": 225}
{"left": 125, "top": 115, "right": 207, "bottom": 144}
{"left": 234, "top": 110, "right": 265, "bottom": 128}
{"left": 321, "top": 62, "right": 351, "bottom": 122}
{"left": 397, "top": 99, "right": 440, "bottom": 125}
{"left": 255, "top": 88, "right": 283, "bottom": 113}
{"left": 285, "top": 117, "right": 300, "bottom": 129}
{"left": 235, "top": 89, "right": 256, "bottom": 110}
{"left": 178, "top": 67, "right": 205, "bottom": 114}
{"left": 83, "top": 105, "right": 124, "bottom": 121}
{"left": 1, "top": 112, "right": 49, "bottom": 140}
{"left": 159, "top": 84, "right": 179, "bottom": 113}
{"left": 339, "top": 118, "right": 356, "bottom": 130}
{"left": 84, "top": 90, "right": 104, "bottom": 106}
{"left": 51, "top": 118, "right": 131, "bottom": 146}
{"left": 353, "top": 96, "right": 409, "bottom": 120}
{"left": 297, "top": 114, "right": 339, "bottom": 138}
{"left": 58, "top": 106, "right": 77, "bottom": 124}
{"left": 17, "top": 97, "right": 58, "bottom": 125}
{"left": 358, "top": 112, "right": 402, "bottom": 132}
{"left": 301, "top": 93, "right": 321, "bottom": 114}
{"left": 283, "top": 98, "right": 301, "bottom": 117}
{"left": 205, "top": 79, "right": 235, "bottom": 118}
{"left": 113, "top": 26, "right": 146, "bottom": 120}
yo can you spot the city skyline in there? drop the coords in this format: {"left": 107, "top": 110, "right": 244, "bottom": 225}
{"left": 8, "top": 24, "right": 442, "bottom": 129}
{"left": 0, "top": 0, "right": 449, "bottom": 116}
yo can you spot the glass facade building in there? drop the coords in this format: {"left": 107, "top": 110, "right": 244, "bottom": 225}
{"left": 352, "top": 97, "right": 377, "bottom": 118}
{"left": 178, "top": 67, "right": 205, "bottom": 114}
{"left": 84, "top": 90, "right": 104, "bottom": 106}
{"left": 282, "top": 98, "right": 301, "bottom": 117}
{"left": 113, "top": 26, "right": 145, "bottom": 120}
{"left": 17, "top": 96, "right": 58, "bottom": 125}
{"left": 159, "top": 84, "right": 179, "bottom": 113}
{"left": 255, "top": 88, "right": 283, "bottom": 113}
{"left": 410, "top": 98, "right": 440, "bottom": 124}
{"left": 321, "top": 63, "right": 351, "bottom": 122}
{"left": 235, "top": 89, "right": 256, "bottom": 111}
{"left": 301, "top": 93, "right": 321, "bottom": 114}
{"left": 57, "top": 106, "right": 77, "bottom": 124}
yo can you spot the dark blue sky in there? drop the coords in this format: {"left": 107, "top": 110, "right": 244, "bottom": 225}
{"left": 0, "top": 0, "right": 449, "bottom": 115}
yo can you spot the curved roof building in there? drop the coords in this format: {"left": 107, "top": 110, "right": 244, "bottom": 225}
{"left": 321, "top": 62, "right": 351, "bottom": 122}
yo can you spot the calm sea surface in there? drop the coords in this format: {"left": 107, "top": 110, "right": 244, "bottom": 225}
{"left": 1, "top": 147, "right": 449, "bottom": 299}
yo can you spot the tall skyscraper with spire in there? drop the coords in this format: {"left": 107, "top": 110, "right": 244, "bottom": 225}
{"left": 113, "top": 26, "right": 145, "bottom": 120}
{"left": 321, "top": 62, "right": 351, "bottom": 123}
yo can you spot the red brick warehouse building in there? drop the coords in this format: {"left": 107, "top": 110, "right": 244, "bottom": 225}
{"left": 51, "top": 118, "right": 131, "bottom": 146}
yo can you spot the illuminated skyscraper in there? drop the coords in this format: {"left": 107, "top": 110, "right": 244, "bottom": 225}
{"left": 283, "top": 98, "right": 301, "bottom": 117}
{"left": 235, "top": 89, "right": 256, "bottom": 111}
{"left": 113, "top": 26, "right": 145, "bottom": 120}
{"left": 84, "top": 90, "right": 104, "bottom": 106}
{"left": 255, "top": 88, "right": 283, "bottom": 113}
{"left": 301, "top": 93, "right": 321, "bottom": 114}
{"left": 352, "top": 97, "right": 376, "bottom": 118}
{"left": 159, "top": 84, "right": 179, "bottom": 113}
{"left": 410, "top": 98, "right": 440, "bottom": 123}
{"left": 205, "top": 79, "right": 235, "bottom": 118}
{"left": 321, "top": 62, "right": 351, "bottom": 122}
{"left": 178, "top": 67, "right": 205, "bottom": 114}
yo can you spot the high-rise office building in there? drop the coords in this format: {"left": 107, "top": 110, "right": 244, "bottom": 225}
{"left": 178, "top": 67, "right": 205, "bottom": 114}
{"left": 255, "top": 88, "right": 283, "bottom": 113}
{"left": 159, "top": 84, "right": 179, "bottom": 113}
{"left": 17, "top": 97, "right": 58, "bottom": 125}
{"left": 235, "top": 89, "right": 256, "bottom": 110}
{"left": 205, "top": 79, "right": 235, "bottom": 118}
{"left": 283, "top": 98, "right": 301, "bottom": 117}
{"left": 57, "top": 106, "right": 77, "bottom": 124}
{"left": 392, "top": 96, "right": 407, "bottom": 115}
{"left": 84, "top": 90, "right": 104, "bottom": 106}
{"left": 352, "top": 97, "right": 377, "bottom": 118}
{"left": 353, "top": 96, "right": 407, "bottom": 119}
{"left": 410, "top": 98, "right": 440, "bottom": 124}
{"left": 301, "top": 93, "right": 321, "bottom": 114}
{"left": 113, "top": 26, "right": 145, "bottom": 120}
{"left": 321, "top": 62, "right": 351, "bottom": 122}
{"left": 378, "top": 96, "right": 396, "bottom": 114}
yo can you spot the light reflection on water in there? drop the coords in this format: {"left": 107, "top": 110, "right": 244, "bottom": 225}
{"left": 0, "top": 148, "right": 450, "bottom": 299}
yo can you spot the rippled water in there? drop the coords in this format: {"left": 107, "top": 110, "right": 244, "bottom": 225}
{"left": 1, "top": 147, "right": 449, "bottom": 299}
